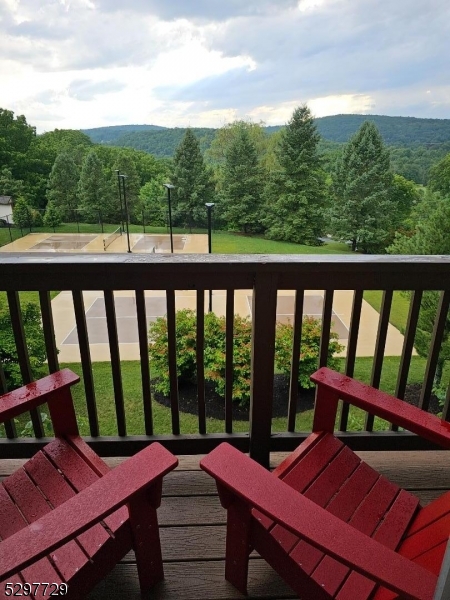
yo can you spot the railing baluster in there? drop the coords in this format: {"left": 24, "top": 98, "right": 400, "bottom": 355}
{"left": 225, "top": 290, "right": 235, "bottom": 434}
{"left": 339, "top": 289, "right": 363, "bottom": 432}
{"left": 72, "top": 291, "right": 99, "bottom": 437}
{"left": 135, "top": 290, "right": 153, "bottom": 435}
{"left": 196, "top": 290, "right": 206, "bottom": 434}
{"left": 288, "top": 290, "right": 304, "bottom": 432}
{"left": 391, "top": 290, "right": 423, "bottom": 431}
{"left": 419, "top": 290, "right": 450, "bottom": 411}
{"left": 249, "top": 273, "right": 278, "bottom": 467}
{"left": 0, "top": 361, "right": 17, "bottom": 439}
{"left": 39, "top": 291, "right": 59, "bottom": 374}
{"left": 104, "top": 290, "right": 126, "bottom": 437}
{"left": 7, "top": 291, "right": 44, "bottom": 438}
{"left": 319, "top": 290, "right": 334, "bottom": 368}
{"left": 166, "top": 290, "right": 180, "bottom": 435}
{"left": 365, "top": 290, "right": 393, "bottom": 431}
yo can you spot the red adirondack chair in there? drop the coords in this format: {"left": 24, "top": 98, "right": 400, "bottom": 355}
{"left": 201, "top": 367, "right": 450, "bottom": 600}
{"left": 0, "top": 369, "right": 178, "bottom": 599}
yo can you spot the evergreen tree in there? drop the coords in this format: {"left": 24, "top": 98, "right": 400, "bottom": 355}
{"left": 46, "top": 152, "right": 79, "bottom": 219}
{"left": 263, "top": 105, "right": 327, "bottom": 245}
{"left": 330, "top": 121, "right": 393, "bottom": 252}
{"left": 221, "top": 128, "right": 263, "bottom": 233}
{"left": 43, "top": 200, "right": 62, "bottom": 231}
{"left": 172, "top": 128, "right": 212, "bottom": 230}
{"left": 78, "top": 150, "right": 111, "bottom": 222}
{"left": 12, "top": 196, "right": 32, "bottom": 229}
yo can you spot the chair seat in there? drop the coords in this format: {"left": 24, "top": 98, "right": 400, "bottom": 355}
{"left": 251, "top": 432, "right": 424, "bottom": 599}
{"left": 0, "top": 437, "right": 130, "bottom": 594}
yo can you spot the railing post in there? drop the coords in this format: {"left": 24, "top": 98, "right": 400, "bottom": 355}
{"left": 249, "top": 272, "right": 278, "bottom": 468}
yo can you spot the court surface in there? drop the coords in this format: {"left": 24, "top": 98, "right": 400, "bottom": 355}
{"left": 0, "top": 232, "right": 208, "bottom": 253}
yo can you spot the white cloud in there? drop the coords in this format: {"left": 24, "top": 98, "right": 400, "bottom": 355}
{"left": 0, "top": 0, "right": 448, "bottom": 131}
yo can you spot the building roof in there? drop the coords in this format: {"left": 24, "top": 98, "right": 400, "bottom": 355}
{"left": 0, "top": 196, "right": 12, "bottom": 205}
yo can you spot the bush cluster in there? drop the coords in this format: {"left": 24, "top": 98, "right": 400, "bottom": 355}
{"left": 149, "top": 310, "right": 343, "bottom": 407}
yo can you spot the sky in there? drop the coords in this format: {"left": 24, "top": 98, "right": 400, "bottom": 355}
{"left": 1, "top": 0, "right": 449, "bottom": 133}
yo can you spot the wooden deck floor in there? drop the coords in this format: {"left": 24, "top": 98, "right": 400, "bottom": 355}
{"left": 1, "top": 450, "right": 449, "bottom": 599}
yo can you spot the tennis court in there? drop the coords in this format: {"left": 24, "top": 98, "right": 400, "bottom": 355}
{"left": 0, "top": 232, "right": 207, "bottom": 253}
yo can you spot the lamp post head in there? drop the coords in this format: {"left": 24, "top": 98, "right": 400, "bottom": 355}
{"left": 205, "top": 202, "right": 215, "bottom": 209}
{"left": 119, "top": 174, "right": 127, "bottom": 179}
{"left": 163, "top": 183, "right": 176, "bottom": 190}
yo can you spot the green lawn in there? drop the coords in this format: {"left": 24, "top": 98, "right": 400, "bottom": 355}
{"left": 363, "top": 290, "right": 411, "bottom": 333}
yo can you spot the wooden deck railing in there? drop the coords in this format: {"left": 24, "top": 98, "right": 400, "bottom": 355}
{"left": 1, "top": 253, "right": 450, "bottom": 466}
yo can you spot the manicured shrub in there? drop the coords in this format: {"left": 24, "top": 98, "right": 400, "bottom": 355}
{"left": 148, "top": 309, "right": 252, "bottom": 406}
{"left": 274, "top": 316, "right": 343, "bottom": 388}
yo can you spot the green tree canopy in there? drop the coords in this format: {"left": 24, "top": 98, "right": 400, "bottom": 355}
{"left": 263, "top": 105, "right": 327, "bottom": 245}
{"left": 388, "top": 192, "right": 450, "bottom": 386}
{"left": 78, "top": 150, "right": 112, "bottom": 222}
{"left": 330, "top": 121, "right": 393, "bottom": 252}
{"left": 221, "top": 128, "right": 263, "bottom": 233}
{"left": 0, "top": 167, "right": 24, "bottom": 198}
{"left": 46, "top": 152, "right": 80, "bottom": 218}
{"left": 171, "top": 128, "right": 212, "bottom": 230}
{"left": 138, "top": 178, "right": 167, "bottom": 226}
{"left": 429, "top": 153, "right": 450, "bottom": 198}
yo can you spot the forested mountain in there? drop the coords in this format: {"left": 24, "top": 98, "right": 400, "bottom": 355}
{"left": 83, "top": 115, "right": 450, "bottom": 152}
{"left": 81, "top": 124, "right": 165, "bottom": 144}
{"left": 313, "top": 115, "right": 450, "bottom": 145}
{"left": 111, "top": 127, "right": 217, "bottom": 157}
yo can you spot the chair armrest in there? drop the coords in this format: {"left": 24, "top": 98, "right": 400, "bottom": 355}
{"left": 0, "top": 369, "right": 80, "bottom": 424}
{"left": 312, "top": 367, "right": 450, "bottom": 448}
{"left": 0, "top": 442, "right": 178, "bottom": 581}
{"left": 201, "top": 443, "right": 437, "bottom": 600}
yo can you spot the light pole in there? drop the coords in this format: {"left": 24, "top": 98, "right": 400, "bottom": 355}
{"left": 120, "top": 174, "right": 132, "bottom": 253}
{"left": 115, "top": 169, "right": 124, "bottom": 231}
{"left": 205, "top": 202, "right": 215, "bottom": 312}
{"left": 163, "top": 183, "right": 175, "bottom": 253}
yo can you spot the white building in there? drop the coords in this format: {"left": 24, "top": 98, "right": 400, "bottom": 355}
{"left": 0, "top": 196, "right": 13, "bottom": 224}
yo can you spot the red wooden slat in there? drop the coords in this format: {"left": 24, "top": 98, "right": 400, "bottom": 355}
{"left": 349, "top": 477, "right": 399, "bottom": 534}
{"left": 0, "top": 482, "right": 62, "bottom": 587}
{"left": 336, "top": 489, "right": 420, "bottom": 600}
{"left": 272, "top": 431, "right": 325, "bottom": 478}
{"left": 304, "top": 445, "right": 360, "bottom": 506}
{"left": 25, "top": 451, "right": 110, "bottom": 558}
{"left": 400, "top": 513, "right": 450, "bottom": 559}
{"left": 287, "top": 463, "right": 380, "bottom": 586}
{"left": 43, "top": 438, "right": 126, "bottom": 533}
{"left": 414, "top": 541, "right": 447, "bottom": 575}
{"left": 326, "top": 462, "right": 379, "bottom": 521}
{"left": 271, "top": 447, "right": 363, "bottom": 564}
{"left": 283, "top": 433, "right": 343, "bottom": 491}
{"left": 3, "top": 467, "right": 87, "bottom": 582}
{"left": 407, "top": 491, "right": 450, "bottom": 536}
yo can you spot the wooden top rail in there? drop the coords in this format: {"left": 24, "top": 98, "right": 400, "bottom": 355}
{"left": 1, "top": 253, "right": 450, "bottom": 291}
